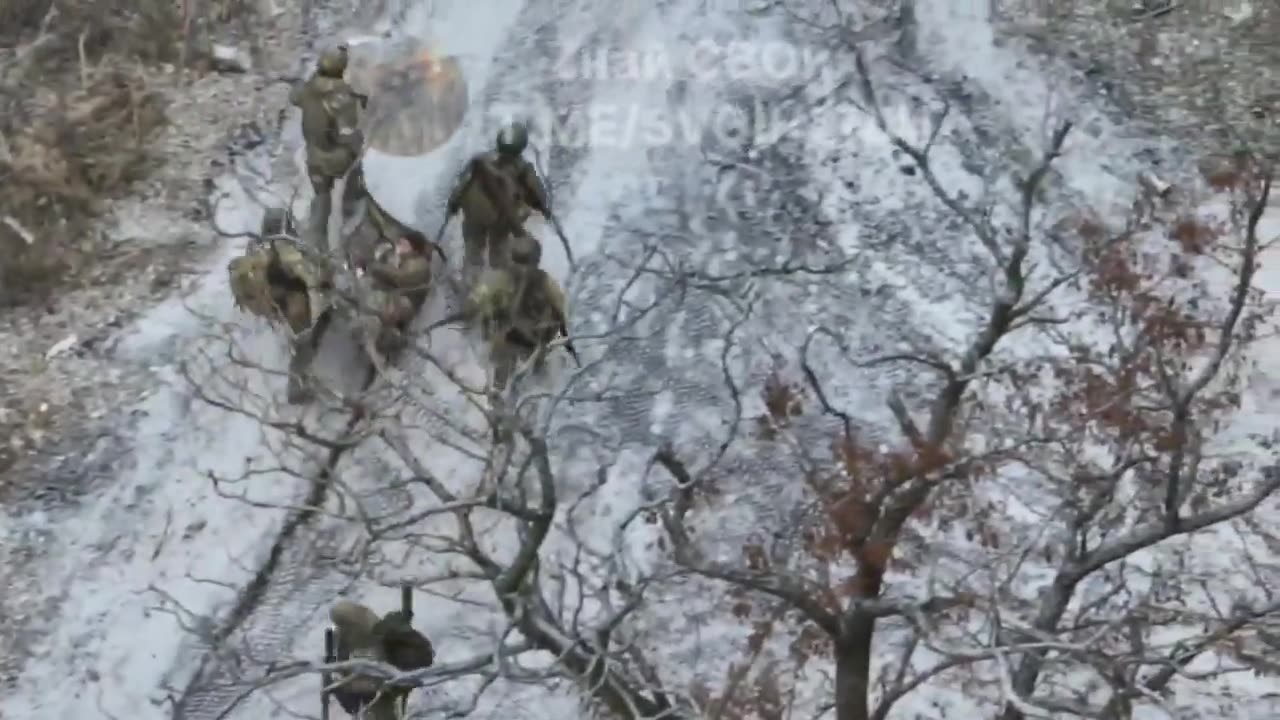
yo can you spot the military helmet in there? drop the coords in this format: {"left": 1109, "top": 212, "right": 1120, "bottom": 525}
{"left": 317, "top": 44, "right": 349, "bottom": 77}
{"left": 509, "top": 234, "right": 542, "bottom": 266}
{"left": 495, "top": 121, "right": 529, "bottom": 156}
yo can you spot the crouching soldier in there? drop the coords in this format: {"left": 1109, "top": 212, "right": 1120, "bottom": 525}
{"left": 359, "top": 229, "right": 434, "bottom": 364}
{"left": 328, "top": 599, "right": 434, "bottom": 720}
{"left": 227, "top": 208, "right": 335, "bottom": 403}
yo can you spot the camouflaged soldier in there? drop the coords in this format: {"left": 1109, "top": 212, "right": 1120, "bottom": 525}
{"left": 329, "top": 600, "right": 434, "bottom": 720}
{"left": 445, "top": 121, "right": 550, "bottom": 283}
{"left": 361, "top": 229, "right": 434, "bottom": 361}
{"left": 465, "top": 233, "right": 572, "bottom": 389}
{"left": 227, "top": 209, "right": 335, "bottom": 404}
{"left": 290, "top": 43, "right": 367, "bottom": 251}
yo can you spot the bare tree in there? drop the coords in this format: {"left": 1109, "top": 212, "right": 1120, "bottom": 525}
{"left": 646, "top": 38, "right": 1280, "bottom": 720}
{"left": 166, "top": 168, "right": 713, "bottom": 718}
{"left": 163, "top": 5, "right": 1280, "bottom": 720}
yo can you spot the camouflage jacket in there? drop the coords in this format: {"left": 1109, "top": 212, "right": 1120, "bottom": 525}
{"left": 367, "top": 250, "right": 432, "bottom": 314}
{"left": 291, "top": 75, "right": 363, "bottom": 176}
{"left": 449, "top": 153, "right": 549, "bottom": 228}
{"left": 467, "top": 267, "right": 567, "bottom": 346}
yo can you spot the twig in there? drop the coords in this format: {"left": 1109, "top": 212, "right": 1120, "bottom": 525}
{"left": 78, "top": 30, "right": 91, "bottom": 89}
{"left": 1, "top": 215, "right": 34, "bottom": 245}
{"left": 151, "top": 507, "right": 174, "bottom": 560}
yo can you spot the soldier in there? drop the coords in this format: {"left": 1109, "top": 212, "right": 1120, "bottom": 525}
{"left": 445, "top": 121, "right": 550, "bottom": 283}
{"left": 464, "top": 233, "right": 575, "bottom": 389}
{"left": 360, "top": 229, "right": 434, "bottom": 361}
{"left": 227, "top": 208, "right": 335, "bottom": 404}
{"left": 329, "top": 600, "right": 434, "bottom": 720}
{"left": 290, "top": 43, "right": 368, "bottom": 251}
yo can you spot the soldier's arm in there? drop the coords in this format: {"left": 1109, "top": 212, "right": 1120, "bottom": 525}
{"left": 542, "top": 275, "right": 579, "bottom": 364}
{"left": 347, "top": 83, "right": 370, "bottom": 108}
{"left": 297, "top": 94, "right": 332, "bottom": 148}
{"left": 545, "top": 275, "right": 568, "bottom": 329}
{"left": 368, "top": 258, "right": 431, "bottom": 292}
{"left": 519, "top": 162, "right": 550, "bottom": 215}
{"left": 446, "top": 164, "right": 473, "bottom": 215}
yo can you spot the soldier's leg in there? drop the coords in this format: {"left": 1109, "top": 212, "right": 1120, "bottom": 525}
{"left": 380, "top": 300, "right": 414, "bottom": 359}
{"left": 461, "top": 219, "right": 486, "bottom": 285}
{"left": 488, "top": 230, "right": 511, "bottom": 270}
{"left": 490, "top": 340, "right": 516, "bottom": 391}
{"left": 340, "top": 162, "right": 366, "bottom": 220}
{"left": 306, "top": 171, "right": 334, "bottom": 253}
{"left": 530, "top": 341, "right": 550, "bottom": 376}
{"left": 366, "top": 693, "right": 402, "bottom": 720}
{"left": 309, "top": 306, "right": 334, "bottom": 349}
{"left": 284, "top": 291, "right": 316, "bottom": 403}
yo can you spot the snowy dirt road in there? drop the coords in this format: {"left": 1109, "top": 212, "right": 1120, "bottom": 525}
{"left": 4, "top": 0, "right": 1280, "bottom": 719}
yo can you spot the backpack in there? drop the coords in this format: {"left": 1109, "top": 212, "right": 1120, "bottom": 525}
{"left": 514, "top": 271, "right": 567, "bottom": 344}
{"left": 462, "top": 155, "right": 530, "bottom": 228}
{"left": 227, "top": 244, "right": 279, "bottom": 320}
{"left": 274, "top": 241, "right": 327, "bottom": 288}
{"left": 372, "top": 611, "right": 435, "bottom": 671}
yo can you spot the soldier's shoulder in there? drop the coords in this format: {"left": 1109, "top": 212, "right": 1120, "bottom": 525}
{"left": 538, "top": 269, "right": 562, "bottom": 288}
{"left": 477, "top": 267, "right": 512, "bottom": 286}
{"left": 274, "top": 240, "right": 305, "bottom": 262}
{"left": 311, "top": 76, "right": 346, "bottom": 94}
{"left": 471, "top": 269, "right": 513, "bottom": 298}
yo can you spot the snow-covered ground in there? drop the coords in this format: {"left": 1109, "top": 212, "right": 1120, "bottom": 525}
{"left": 4, "top": 0, "right": 1280, "bottom": 718}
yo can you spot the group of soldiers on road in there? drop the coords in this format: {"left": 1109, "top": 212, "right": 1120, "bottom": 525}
{"left": 228, "top": 42, "right": 573, "bottom": 404}
{"left": 224, "top": 42, "right": 580, "bottom": 716}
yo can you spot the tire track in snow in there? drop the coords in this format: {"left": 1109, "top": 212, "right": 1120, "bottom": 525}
{"left": 170, "top": 1, "right": 586, "bottom": 716}
{"left": 173, "top": 363, "right": 373, "bottom": 719}
{"left": 177, "top": 3, "right": 823, "bottom": 717}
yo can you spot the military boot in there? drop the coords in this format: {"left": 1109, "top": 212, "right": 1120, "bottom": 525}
{"left": 286, "top": 374, "right": 314, "bottom": 404}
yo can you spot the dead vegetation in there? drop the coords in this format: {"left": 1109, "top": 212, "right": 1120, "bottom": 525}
{"left": 998, "top": 0, "right": 1280, "bottom": 159}
{"left": 1, "top": 70, "right": 167, "bottom": 307}
{"left": 0, "top": 0, "right": 248, "bottom": 308}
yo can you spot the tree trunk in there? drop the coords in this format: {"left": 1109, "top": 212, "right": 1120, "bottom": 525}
{"left": 1000, "top": 572, "right": 1078, "bottom": 720}
{"left": 834, "top": 617, "right": 875, "bottom": 720}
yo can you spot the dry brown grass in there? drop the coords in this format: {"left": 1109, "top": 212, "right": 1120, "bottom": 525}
{"left": 1, "top": 70, "right": 167, "bottom": 306}
{"left": 997, "top": 0, "right": 1280, "bottom": 159}
{"left": 0, "top": 0, "right": 183, "bottom": 308}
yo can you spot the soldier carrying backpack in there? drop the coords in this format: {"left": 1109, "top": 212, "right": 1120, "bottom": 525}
{"left": 227, "top": 208, "right": 336, "bottom": 403}
{"left": 443, "top": 121, "right": 551, "bottom": 283}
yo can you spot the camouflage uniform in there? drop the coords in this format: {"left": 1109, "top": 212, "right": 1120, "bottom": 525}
{"left": 465, "top": 234, "right": 567, "bottom": 389}
{"left": 227, "top": 208, "right": 334, "bottom": 404}
{"left": 274, "top": 243, "right": 334, "bottom": 404}
{"left": 446, "top": 122, "right": 549, "bottom": 283}
{"left": 328, "top": 600, "right": 434, "bottom": 720}
{"left": 290, "top": 44, "right": 367, "bottom": 252}
{"left": 362, "top": 231, "right": 433, "bottom": 360}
